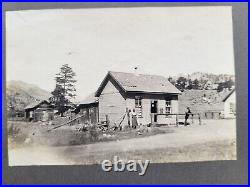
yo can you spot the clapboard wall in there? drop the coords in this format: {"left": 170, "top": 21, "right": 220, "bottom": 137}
{"left": 98, "top": 79, "right": 127, "bottom": 126}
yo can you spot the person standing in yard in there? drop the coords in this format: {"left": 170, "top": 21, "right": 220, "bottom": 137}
{"left": 184, "top": 107, "right": 192, "bottom": 126}
{"left": 131, "top": 109, "right": 138, "bottom": 129}
{"left": 127, "top": 109, "right": 132, "bottom": 128}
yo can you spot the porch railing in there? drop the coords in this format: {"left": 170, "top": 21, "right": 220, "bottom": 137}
{"left": 150, "top": 113, "right": 201, "bottom": 126}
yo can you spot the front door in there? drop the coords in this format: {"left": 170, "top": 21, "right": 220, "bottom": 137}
{"left": 42, "top": 111, "right": 48, "bottom": 122}
{"left": 151, "top": 100, "right": 158, "bottom": 122}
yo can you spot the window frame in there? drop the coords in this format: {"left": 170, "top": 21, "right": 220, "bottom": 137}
{"left": 135, "top": 96, "right": 143, "bottom": 118}
{"left": 165, "top": 98, "right": 172, "bottom": 117}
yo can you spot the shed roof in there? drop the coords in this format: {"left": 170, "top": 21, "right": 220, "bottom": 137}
{"left": 79, "top": 93, "right": 99, "bottom": 105}
{"left": 96, "top": 71, "right": 181, "bottom": 96}
{"left": 24, "top": 100, "right": 49, "bottom": 110}
{"left": 222, "top": 89, "right": 235, "bottom": 102}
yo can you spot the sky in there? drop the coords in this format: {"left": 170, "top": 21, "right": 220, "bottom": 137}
{"left": 6, "top": 6, "right": 235, "bottom": 100}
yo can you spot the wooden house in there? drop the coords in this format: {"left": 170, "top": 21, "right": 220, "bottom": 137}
{"left": 25, "top": 100, "right": 54, "bottom": 122}
{"left": 222, "top": 89, "right": 236, "bottom": 118}
{"left": 95, "top": 71, "right": 181, "bottom": 126}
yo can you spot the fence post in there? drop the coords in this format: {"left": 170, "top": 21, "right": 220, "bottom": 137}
{"left": 198, "top": 113, "right": 201, "bottom": 125}
{"left": 176, "top": 114, "right": 179, "bottom": 127}
{"left": 150, "top": 113, "right": 153, "bottom": 125}
{"left": 105, "top": 115, "right": 109, "bottom": 130}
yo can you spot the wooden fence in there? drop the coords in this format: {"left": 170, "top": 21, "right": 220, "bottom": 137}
{"left": 150, "top": 113, "right": 201, "bottom": 126}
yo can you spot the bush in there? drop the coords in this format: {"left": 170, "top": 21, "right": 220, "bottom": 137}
{"left": 69, "top": 125, "right": 100, "bottom": 146}
{"left": 88, "top": 125, "right": 99, "bottom": 141}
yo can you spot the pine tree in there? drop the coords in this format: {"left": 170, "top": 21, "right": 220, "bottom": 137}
{"left": 51, "top": 64, "right": 77, "bottom": 116}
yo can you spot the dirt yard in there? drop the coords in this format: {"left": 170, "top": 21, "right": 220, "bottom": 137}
{"left": 8, "top": 119, "right": 236, "bottom": 166}
{"left": 7, "top": 121, "right": 169, "bottom": 147}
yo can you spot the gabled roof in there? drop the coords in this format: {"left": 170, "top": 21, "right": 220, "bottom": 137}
{"left": 95, "top": 71, "right": 181, "bottom": 96}
{"left": 79, "top": 93, "right": 99, "bottom": 105}
{"left": 222, "top": 89, "right": 235, "bottom": 102}
{"left": 24, "top": 100, "right": 50, "bottom": 110}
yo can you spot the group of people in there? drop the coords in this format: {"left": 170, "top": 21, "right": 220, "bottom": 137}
{"left": 127, "top": 109, "right": 138, "bottom": 129}
{"left": 123, "top": 106, "right": 192, "bottom": 128}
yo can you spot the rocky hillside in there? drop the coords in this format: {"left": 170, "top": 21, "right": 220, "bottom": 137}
{"left": 179, "top": 89, "right": 231, "bottom": 114}
{"left": 6, "top": 80, "right": 51, "bottom": 111}
{"left": 168, "top": 72, "right": 235, "bottom": 91}
{"left": 173, "top": 72, "right": 235, "bottom": 83}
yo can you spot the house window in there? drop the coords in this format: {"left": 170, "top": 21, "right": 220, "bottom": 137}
{"left": 135, "top": 96, "right": 143, "bottom": 118}
{"left": 165, "top": 99, "right": 172, "bottom": 117}
{"left": 229, "top": 102, "right": 236, "bottom": 114}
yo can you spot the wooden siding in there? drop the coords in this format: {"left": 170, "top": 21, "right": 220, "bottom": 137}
{"left": 79, "top": 106, "right": 99, "bottom": 124}
{"left": 33, "top": 109, "right": 54, "bottom": 122}
{"left": 98, "top": 79, "right": 127, "bottom": 125}
{"left": 25, "top": 101, "right": 54, "bottom": 122}
{"left": 224, "top": 91, "right": 236, "bottom": 118}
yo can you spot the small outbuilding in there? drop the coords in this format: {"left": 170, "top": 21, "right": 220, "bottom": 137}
{"left": 222, "top": 89, "right": 236, "bottom": 118}
{"left": 25, "top": 100, "right": 54, "bottom": 122}
{"left": 75, "top": 93, "right": 99, "bottom": 124}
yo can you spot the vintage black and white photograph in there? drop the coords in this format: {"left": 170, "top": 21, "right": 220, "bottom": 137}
{"left": 6, "top": 6, "right": 236, "bottom": 166}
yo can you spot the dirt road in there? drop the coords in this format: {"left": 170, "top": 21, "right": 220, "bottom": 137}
{"left": 8, "top": 119, "right": 236, "bottom": 166}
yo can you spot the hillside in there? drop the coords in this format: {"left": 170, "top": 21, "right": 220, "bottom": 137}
{"left": 178, "top": 90, "right": 231, "bottom": 115}
{"left": 169, "top": 72, "right": 235, "bottom": 91}
{"left": 173, "top": 72, "right": 235, "bottom": 82}
{"left": 6, "top": 80, "right": 51, "bottom": 112}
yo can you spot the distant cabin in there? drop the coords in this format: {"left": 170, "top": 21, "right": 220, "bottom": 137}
{"left": 222, "top": 89, "right": 236, "bottom": 118}
{"left": 25, "top": 100, "right": 54, "bottom": 122}
{"left": 95, "top": 71, "right": 181, "bottom": 126}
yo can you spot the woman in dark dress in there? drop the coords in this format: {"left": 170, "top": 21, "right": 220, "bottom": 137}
{"left": 131, "top": 109, "right": 138, "bottom": 129}
{"left": 184, "top": 107, "right": 192, "bottom": 126}
{"left": 127, "top": 109, "right": 132, "bottom": 128}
